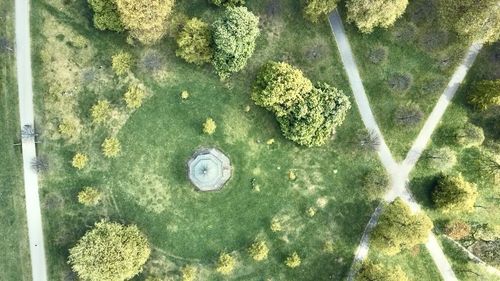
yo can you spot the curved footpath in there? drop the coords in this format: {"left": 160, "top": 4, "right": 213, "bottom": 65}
{"left": 15, "top": 0, "right": 48, "bottom": 280}
{"left": 329, "top": 9, "right": 483, "bottom": 281}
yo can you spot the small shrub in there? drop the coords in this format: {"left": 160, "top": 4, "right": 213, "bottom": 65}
{"left": 444, "top": 220, "right": 471, "bottom": 240}
{"left": 91, "top": 100, "right": 111, "bottom": 124}
{"left": 248, "top": 241, "right": 269, "bottom": 261}
{"left": 394, "top": 104, "right": 423, "bottom": 126}
{"left": 77, "top": 187, "right": 102, "bottom": 206}
{"left": 112, "top": 51, "right": 134, "bottom": 76}
{"left": 102, "top": 137, "right": 121, "bottom": 158}
{"left": 270, "top": 219, "right": 282, "bottom": 232}
{"left": 266, "top": 138, "right": 275, "bottom": 145}
{"left": 181, "top": 265, "right": 197, "bottom": 281}
{"left": 124, "top": 84, "right": 146, "bottom": 109}
{"left": 420, "top": 78, "right": 445, "bottom": 96}
{"left": 285, "top": 252, "right": 301, "bottom": 268}
{"left": 388, "top": 73, "right": 412, "bottom": 92}
{"left": 306, "top": 207, "right": 317, "bottom": 217}
{"left": 367, "top": 46, "right": 387, "bottom": 64}
{"left": 288, "top": 170, "right": 296, "bottom": 181}
{"left": 455, "top": 123, "right": 485, "bottom": 148}
{"left": 72, "top": 153, "right": 89, "bottom": 170}
{"left": 216, "top": 253, "right": 235, "bottom": 275}
{"left": 181, "top": 91, "right": 189, "bottom": 100}
{"left": 202, "top": 118, "right": 217, "bottom": 135}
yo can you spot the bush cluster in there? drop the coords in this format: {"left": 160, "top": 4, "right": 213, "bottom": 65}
{"left": 91, "top": 100, "right": 112, "bottom": 124}
{"left": 124, "top": 84, "right": 146, "bottom": 109}
{"left": 72, "top": 153, "right": 89, "bottom": 170}
{"left": 102, "top": 137, "right": 121, "bottom": 158}
{"left": 216, "top": 253, "right": 235, "bottom": 275}
{"left": 248, "top": 241, "right": 269, "bottom": 261}
{"left": 285, "top": 252, "right": 301, "bottom": 268}
{"left": 112, "top": 51, "right": 133, "bottom": 76}
{"left": 77, "top": 187, "right": 102, "bottom": 206}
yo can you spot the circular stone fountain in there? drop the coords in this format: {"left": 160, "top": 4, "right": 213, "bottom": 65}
{"left": 187, "top": 148, "right": 231, "bottom": 191}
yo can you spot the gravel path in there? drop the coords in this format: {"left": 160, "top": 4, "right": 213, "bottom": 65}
{"left": 15, "top": 0, "right": 48, "bottom": 280}
{"left": 329, "top": 9, "right": 482, "bottom": 281}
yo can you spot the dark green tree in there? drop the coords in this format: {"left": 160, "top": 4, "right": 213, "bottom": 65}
{"left": 212, "top": 7, "right": 260, "bottom": 79}
{"left": 211, "top": 0, "right": 245, "bottom": 7}
{"left": 277, "top": 83, "right": 351, "bottom": 147}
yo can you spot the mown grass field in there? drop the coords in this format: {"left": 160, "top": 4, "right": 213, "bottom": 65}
{"left": 29, "top": 0, "right": 397, "bottom": 280}
{"left": 0, "top": 0, "right": 31, "bottom": 279}
{"left": 340, "top": 0, "right": 470, "bottom": 160}
{"left": 410, "top": 43, "right": 500, "bottom": 281}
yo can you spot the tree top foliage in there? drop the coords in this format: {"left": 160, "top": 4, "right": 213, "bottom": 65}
{"left": 433, "top": 174, "right": 478, "bottom": 213}
{"left": 346, "top": 0, "right": 409, "bottom": 33}
{"left": 68, "top": 221, "right": 150, "bottom": 281}
{"left": 371, "top": 198, "right": 433, "bottom": 255}
{"left": 212, "top": 6, "right": 260, "bottom": 79}
{"left": 356, "top": 261, "right": 408, "bottom": 281}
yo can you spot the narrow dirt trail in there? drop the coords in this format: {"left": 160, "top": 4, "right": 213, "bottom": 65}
{"left": 329, "top": 9, "right": 483, "bottom": 281}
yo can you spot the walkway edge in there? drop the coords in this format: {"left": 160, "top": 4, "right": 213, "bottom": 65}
{"left": 15, "top": 0, "right": 48, "bottom": 280}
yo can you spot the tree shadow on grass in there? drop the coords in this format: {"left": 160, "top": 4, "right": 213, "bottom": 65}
{"left": 410, "top": 175, "right": 438, "bottom": 209}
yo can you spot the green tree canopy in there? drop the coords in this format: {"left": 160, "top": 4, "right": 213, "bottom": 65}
{"left": 371, "top": 198, "right": 433, "bottom": 255}
{"left": 176, "top": 18, "right": 213, "bottom": 65}
{"left": 277, "top": 82, "right": 351, "bottom": 147}
{"left": 468, "top": 79, "right": 500, "bottom": 110}
{"left": 356, "top": 261, "right": 408, "bottom": 281}
{"left": 116, "top": 0, "right": 175, "bottom": 45}
{"left": 68, "top": 221, "right": 150, "bottom": 281}
{"left": 252, "top": 61, "right": 313, "bottom": 116}
{"left": 211, "top": 0, "right": 245, "bottom": 7}
{"left": 212, "top": 7, "right": 260, "bottom": 79}
{"left": 437, "top": 0, "right": 500, "bottom": 43}
{"left": 346, "top": 0, "right": 409, "bottom": 33}
{"left": 432, "top": 174, "right": 478, "bottom": 213}
{"left": 303, "top": 0, "right": 339, "bottom": 23}
{"left": 88, "top": 0, "right": 124, "bottom": 32}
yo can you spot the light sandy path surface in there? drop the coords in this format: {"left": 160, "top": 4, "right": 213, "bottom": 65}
{"left": 15, "top": 0, "right": 48, "bottom": 280}
{"left": 329, "top": 10, "right": 483, "bottom": 281}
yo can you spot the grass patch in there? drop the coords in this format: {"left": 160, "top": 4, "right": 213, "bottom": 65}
{"left": 0, "top": 0, "right": 31, "bottom": 279}
{"left": 32, "top": 0, "right": 389, "bottom": 280}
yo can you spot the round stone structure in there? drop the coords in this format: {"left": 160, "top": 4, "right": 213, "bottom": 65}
{"left": 187, "top": 148, "right": 231, "bottom": 191}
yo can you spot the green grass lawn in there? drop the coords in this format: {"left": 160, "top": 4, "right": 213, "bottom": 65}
{"left": 0, "top": 0, "right": 32, "bottom": 279}
{"left": 409, "top": 43, "right": 500, "bottom": 281}
{"left": 339, "top": 0, "right": 470, "bottom": 160}
{"left": 30, "top": 0, "right": 399, "bottom": 280}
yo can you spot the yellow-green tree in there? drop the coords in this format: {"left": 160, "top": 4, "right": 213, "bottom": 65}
{"left": 102, "top": 137, "right": 121, "bottom": 158}
{"left": 356, "top": 261, "right": 408, "bottom": 281}
{"left": 371, "top": 198, "right": 433, "bottom": 255}
{"left": 303, "top": 0, "right": 339, "bottom": 23}
{"left": 437, "top": 0, "right": 500, "bottom": 43}
{"left": 176, "top": 18, "right": 213, "bottom": 65}
{"left": 68, "top": 221, "right": 150, "bottom": 281}
{"left": 124, "top": 84, "right": 146, "bottom": 109}
{"left": 112, "top": 51, "right": 133, "bottom": 76}
{"left": 88, "top": 0, "right": 124, "bottom": 32}
{"left": 78, "top": 187, "right": 102, "bottom": 206}
{"left": 91, "top": 100, "right": 111, "bottom": 124}
{"left": 455, "top": 123, "right": 484, "bottom": 148}
{"left": 248, "top": 241, "right": 269, "bottom": 261}
{"left": 72, "top": 153, "right": 89, "bottom": 170}
{"left": 181, "top": 265, "right": 197, "bottom": 281}
{"left": 433, "top": 174, "right": 478, "bottom": 213}
{"left": 116, "top": 0, "right": 175, "bottom": 45}
{"left": 203, "top": 118, "right": 217, "bottom": 135}
{"left": 346, "top": 0, "right": 408, "bottom": 33}
{"left": 216, "top": 252, "right": 235, "bottom": 275}
{"left": 285, "top": 252, "right": 301, "bottom": 268}
{"left": 468, "top": 79, "right": 500, "bottom": 110}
